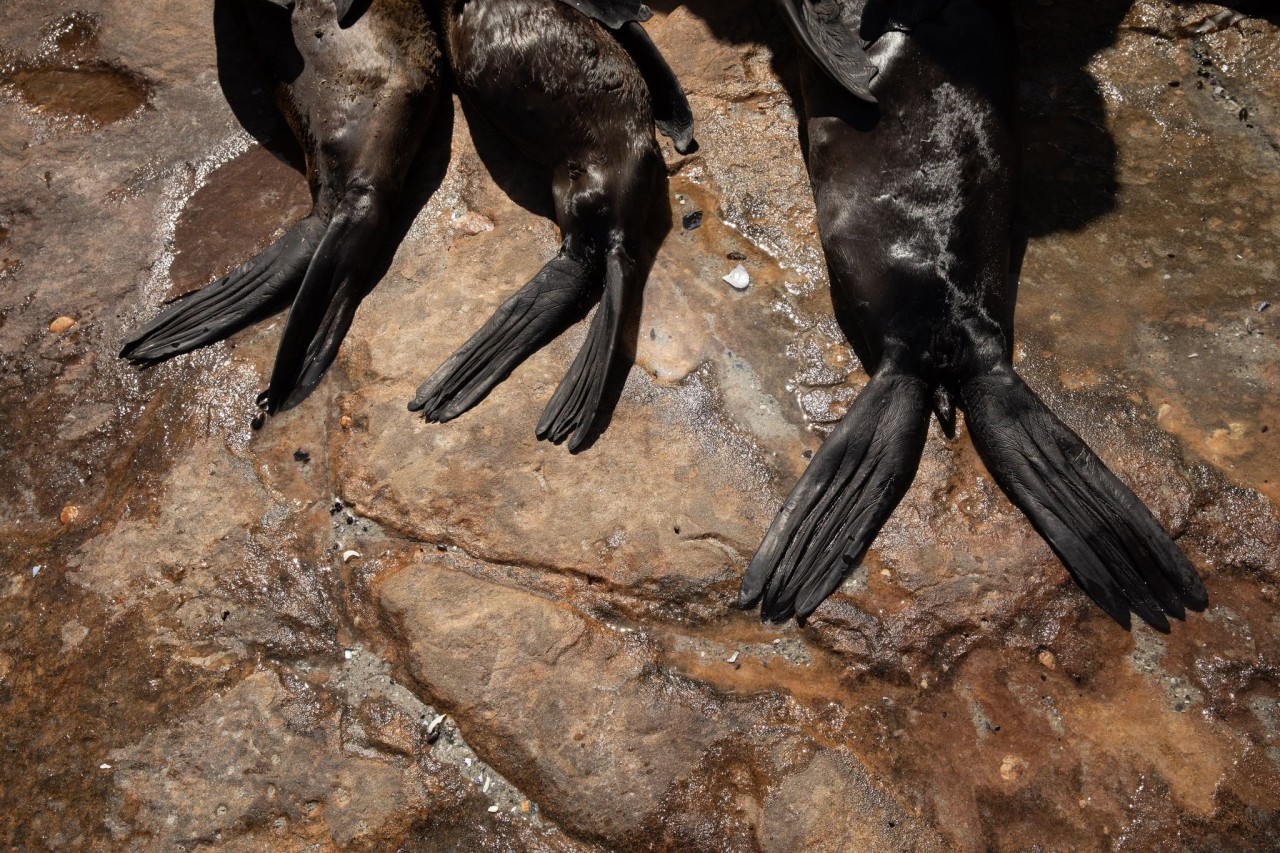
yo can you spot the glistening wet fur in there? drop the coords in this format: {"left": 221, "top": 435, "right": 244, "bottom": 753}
{"left": 409, "top": 0, "right": 689, "bottom": 452}
{"left": 739, "top": 0, "right": 1207, "bottom": 630}
{"left": 120, "top": 0, "right": 445, "bottom": 416}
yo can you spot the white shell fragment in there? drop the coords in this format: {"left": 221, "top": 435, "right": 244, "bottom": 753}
{"left": 722, "top": 265, "right": 751, "bottom": 290}
{"left": 342, "top": 550, "right": 362, "bottom": 563}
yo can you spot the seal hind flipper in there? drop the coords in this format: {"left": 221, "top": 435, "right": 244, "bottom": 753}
{"left": 775, "top": 0, "right": 878, "bottom": 102}
{"left": 961, "top": 366, "right": 1208, "bottom": 632}
{"left": 740, "top": 369, "right": 931, "bottom": 622}
{"left": 263, "top": 184, "right": 388, "bottom": 413}
{"left": 120, "top": 217, "right": 324, "bottom": 363}
{"left": 536, "top": 247, "right": 635, "bottom": 451}
{"left": 611, "top": 21, "right": 696, "bottom": 153}
{"left": 409, "top": 255, "right": 596, "bottom": 422}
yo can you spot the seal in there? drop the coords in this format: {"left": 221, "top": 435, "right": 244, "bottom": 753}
{"left": 740, "top": 0, "right": 1208, "bottom": 630}
{"left": 120, "top": 0, "right": 442, "bottom": 415}
{"left": 409, "top": 0, "right": 692, "bottom": 451}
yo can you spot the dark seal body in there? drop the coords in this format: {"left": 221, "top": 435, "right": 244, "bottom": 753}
{"left": 410, "top": 0, "right": 668, "bottom": 451}
{"left": 122, "top": 0, "right": 442, "bottom": 414}
{"left": 741, "top": 0, "right": 1207, "bottom": 630}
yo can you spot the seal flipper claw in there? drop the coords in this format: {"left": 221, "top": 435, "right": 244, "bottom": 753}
{"left": 263, "top": 184, "right": 388, "bottom": 414}
{"left": 536, "top": 249, "right": 633, "bottom": 451}
{"left": 775, "top": 0, "right": 878, "bottom": 102}
{"left": 410, "top": 255, "right": 595, "bottom": 423}
{"left": 740, "top": 369, "right": 931, "bottom": 621}
{"left": 961, "top": 366, "right": 1207, "bottom": 631}
{"left": 120, "top": 217, "right": 323, "bottom": 363}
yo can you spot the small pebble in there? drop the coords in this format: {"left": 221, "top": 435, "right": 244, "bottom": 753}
{"left": 726, "top": 651, "right": 740, "bottom": 665}
{"left": 1257, "top": 301, "right": 1271, "bottom": 313}
{"left": 521, "top": 799, "right": 531, "bottom": 815}
{"left": 722, "top": 265, "right": 750, "bottom": 290}
{"left": 1000, "top": 755, "right": 1026, "bottom": 782}
{"left": 99, "top": 763, "right": 111, "bottom": 770}
{"left": 59, "top": 505, "right": 79, "bottom": 525}
{"left": 726, "top": 251, "right": 746, "bottom": 261}
{"left": 452, "top": 210, "right": 494, "bottom": 236}
{"left": 293, "top": 448, "right": 311, "bottom": 464}
{"left": 339, "top": 415, "right": 353, "bottom": 430}
{"left": 487, "top": 805, "right": 499, "bottom": 814}
{"left": 49, "top": 316, "right": 76, "bottom": 334}
{"left": 682, "top": 210, "right": 703, "bottom": 231}
{"left": 342, "top": 550, "right": 362, "bottom": 563}
{"left": 1038, "top": 650, "right": 1057, "bottom": 670}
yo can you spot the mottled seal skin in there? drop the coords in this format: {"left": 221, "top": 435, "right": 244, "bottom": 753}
{"left": 121, "top": 0, "right": 442, "bottom": 415}
{"left": 741, "top": 0, "right": 1207, "bottom": 630}
{"left": 409, "top": 0, "right": 676, "bottom": 451}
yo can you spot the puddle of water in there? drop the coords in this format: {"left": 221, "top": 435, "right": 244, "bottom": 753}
{"left": 5, "top": 64, "right": 148, "bottom": 126}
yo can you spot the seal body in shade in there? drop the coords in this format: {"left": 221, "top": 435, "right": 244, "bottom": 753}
{"left": 409, "top": 0, "right": 688, "bottom": 451}
{"left": 121, "top": 0, "right": 442, "bottom": 415}
{"left": 740, "top": 0, "right": 1207, "bottom": 630}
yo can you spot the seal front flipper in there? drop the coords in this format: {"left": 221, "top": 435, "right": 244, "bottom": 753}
{"left": 120, "top": 217, "right": 323, "bottom": 363}
{"left": 775, "top": 0, "right": 878, "bottom": 102}
{"left": 739, "top": 368, "right": 931, "bottom": 621}
{"left": 961, "top": 365, "right": 1208, "bottom": 632}
{"left": 552, "top": 2, "right": 696, "bottom": 153}
{"left": 262, "top": 183, "right": 389, "bottom": 413}
{"left": 611, "top": 22, "right": 696, "bottom": 153}
{"left": 409, "top": 255, "right": 596, "bottom": 423}
{"left": 553, "top": 0, "right": 652, "bottom": 28}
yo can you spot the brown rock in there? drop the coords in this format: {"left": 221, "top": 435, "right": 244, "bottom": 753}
{"left": 48, "top": 316, "right": 76, "bottom": 334}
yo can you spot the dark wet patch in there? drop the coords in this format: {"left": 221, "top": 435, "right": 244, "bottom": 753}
{"left": 4, "top": 64, "right": 149, "bottom": 126}
{"left": 169, "top": 145, "right": 311, "bottom": 296}
{"left": 1, "top": 11, "right": 149, "bottom": 128}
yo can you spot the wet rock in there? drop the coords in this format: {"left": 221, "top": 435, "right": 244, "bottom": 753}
{"left": 1, "top": 0, "right": 1279, "bottom": 849}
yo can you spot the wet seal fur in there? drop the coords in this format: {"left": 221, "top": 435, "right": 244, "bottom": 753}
{"left": 409, "top": 0, "right": 691, "bottom": 451}
{"left": 741, "top": 0, "right": 1207, "bottom": 630}
{"left": 120, "top": 0, "right": 442, "bottom": 415}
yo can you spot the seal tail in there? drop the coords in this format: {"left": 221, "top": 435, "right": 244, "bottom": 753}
{"left": 408, "top": 254, "right": 597, "bottom": 423}
{"left": 960, "top": 365, "right": 1207, "bottom": 631}
{"left": 119, "top": 217, "right": 324, "bottom": 363}
{"left": 263, "top": 183, "right": 388, "bottom": 414}
{"left": 536, "top": 246, "right": 634, "bottom": 451}
{"left": 740, "top": 368, "right": 931, "bottom": 622}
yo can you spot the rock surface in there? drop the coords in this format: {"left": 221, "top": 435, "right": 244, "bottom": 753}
{"left": 1, "top": 0, "right": 1278, "bottom": 849}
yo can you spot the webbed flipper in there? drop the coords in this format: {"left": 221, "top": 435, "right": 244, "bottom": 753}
{"left": 960, "top": 365, "right": 1207, "bottom": 631}
{"left": 611, "top": 22, "right": 696, "bottom": 153}
{"left": 775, "top": 0, "right": 878, "bottom": 102}
{"left": 262, "top": 184, "right": 388, "bottom": 414}
{"left": 740, "top": 368, "right": 931, "bottom": 621}
{"left": 553, "top": 0, "right": 653, "bottom": 29}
